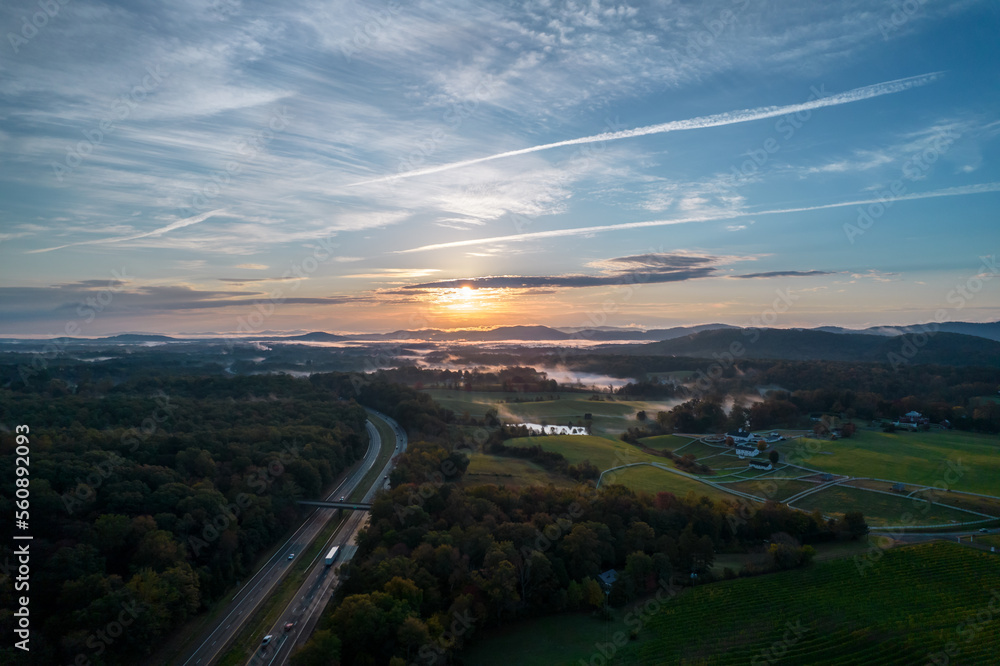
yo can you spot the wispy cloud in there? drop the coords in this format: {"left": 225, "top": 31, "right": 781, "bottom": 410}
{"left": 398, "top": 182, "right": 1000, "bottom": 254}
{"left": 354, "top": 73, "right": 942, "bottom": 186}
{"left": 27, "top": 209, "right": 226, "bottom": 254}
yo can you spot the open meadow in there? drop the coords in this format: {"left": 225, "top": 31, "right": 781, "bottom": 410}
{"left": 461, "top": 452, "right": 575, "bottom": 488}
{"left": 790, "top": 484, "right": 986, "bottom": 527}
{"left": 776, "top": 429, "right": 1000, "bottom": 496}
{"left": 601, "top": 465, "right": 737, "bottom": 503}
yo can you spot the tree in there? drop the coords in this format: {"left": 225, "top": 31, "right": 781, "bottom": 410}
{"left": 636, "top": 410, "right": 648, "bottom": 422}
{"left": 291, "top": 628, "right": 341, "bottom": 666}
{"left": 724, "top": 436, "right": 734, "bottom": 447}
{"left": 841, "top": 511, "right": 869, "bottom": 540}
{"left": 768, "top": 450, "right": 780, "bottom": 465}
{"left": 582, "top": 577, "right": 604, "bottom": 609}
{"left": 757, "top": 440, "right": 768, "bottom": 452}
{"left": 397, "top": 617, "right": 430, "bottom": 662}
{"left": 566, "top": 580, "right": 583, "bottom": 609}
{"left": 624, "top": 551, "right": 654, "bottom": 597}
{"left": 474, "top": 559, "right": 519, "bottom": 625}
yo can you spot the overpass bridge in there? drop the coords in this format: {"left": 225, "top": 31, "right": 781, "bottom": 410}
{"left": 297, "top": 500, "right": 373, "bottom": 510}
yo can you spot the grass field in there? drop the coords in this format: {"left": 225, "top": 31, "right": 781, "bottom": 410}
{"left": 791, "top": 484, "right": 984, "bottom": 526}
{"left": 776, "top": 429, "right": 1000, "bottom": 496}
{"left": 641, "top": 437, "right": 724, "bottom": 459}
{"left": 603, "top": 465, "right": 737, "bottom": 503}
{"left": 503, "top": 434, "right": 663, "bottom": 470}
{"left": 462, "top": 542, "right": 1000, "bottom": 665}
{"left": 842, "top": 480, "right": 1000, "bottom": 517}
{"left": 462, "top": 453, "right": 574, "bottom": 488}
{"left": 715, "top": 478, "right": 818, "bottom": 502}
{"left": 638, "top": 434, "right": 696, "bottom": 451}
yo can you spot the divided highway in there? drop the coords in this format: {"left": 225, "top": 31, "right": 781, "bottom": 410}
{"left": 178, "top": 409, "right": 406, "bottom": 666}
{"left": 249, "top": 409, "right": 406, "bottom": 665}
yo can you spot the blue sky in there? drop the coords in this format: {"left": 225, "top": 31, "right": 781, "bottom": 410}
{"left": 1, "top": 0, "right": 998, "bottom": 336}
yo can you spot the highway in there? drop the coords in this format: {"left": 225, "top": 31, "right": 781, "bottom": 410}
{"left": 250, "top": 408, "right": 406, "bottom": 666}
{"left": 177, "top": 410, "right": 405, "bottom": 666}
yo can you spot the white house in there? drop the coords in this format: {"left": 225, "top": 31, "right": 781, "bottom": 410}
{"left": 518, "top": 423, "right": 588, "bottom": 436}
{"left": 726, "top": 429, "right": 754, "bottom": 444}
{"left": 735, "top": 442, "right": 761, "bottom": 458}
{"left": 748, "top": 458, "right": 773, "bottom": 471}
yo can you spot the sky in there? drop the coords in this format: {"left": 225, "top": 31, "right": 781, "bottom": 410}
{"left": 1, "top": 0, "right": 998, "bottom": 336}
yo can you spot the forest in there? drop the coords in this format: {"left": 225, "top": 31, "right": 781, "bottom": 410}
{"left": 0, "top": 371, "right": 371, "bottom": 665}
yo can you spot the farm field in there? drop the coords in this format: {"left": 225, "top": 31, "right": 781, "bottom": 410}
{"left": 638, "top": 434, "right": 696, "bottom": 451}
{"left": 603, "top": 465, "right": 737, "bottom": 503}
{"left": 775, "top": 429, "right": 1000, "bottom": 496}
{"left": 461, "top": 453, "right": 574, "bottom": 488}
{"left": 715, "top": 478, "right": 818, "bottom": 502}
{"left": 790, "top": 484, "right": 984, "bottom": 527}
{"left": 463, "top": 542, "right": 1000, "bottom": 665}
{"left": 694, "top": 452, "right": 743, "bottom": 469}
{"left": 641, "top": 437, "right": 723, "bottom": 459}
{"left": 842, "top": 480, "right": 1000, "bottom": 517}
{"left": 503, "top": 434, "right": 662, "bottom": 470}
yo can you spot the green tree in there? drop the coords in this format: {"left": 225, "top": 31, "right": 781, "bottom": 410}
{"left": 582, "top": 577, "right": 605, "bottom": 609}
{"left": 290, "top": 628, "right": 341, "bottom": 666}
{"left": 397, "top": 616, "right": 431, "bottom": 662}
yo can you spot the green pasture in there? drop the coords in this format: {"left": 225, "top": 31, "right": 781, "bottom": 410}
{"left": 602, "top": 465, "right": 737, "bottom": 503}
{"left": 503, "top": 434, "right": 662, "bottom": 470}
{"left": 790, "top": 484, "right": 985, "bottom": 527}
{"left": 776, "top": 429, "right": 1000, "bottom": 496}
{"left": 461, "top": 453, "right": 574, "bottom": 488}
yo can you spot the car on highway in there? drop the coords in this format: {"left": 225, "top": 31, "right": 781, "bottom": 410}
{"left": 287, "top": 553, "right": 295, "bottom": 560}
{"left": 284, "top": 622, "right": 295, "bottom": 632}
{"left": 980, "top": 527, "right": 989, "bottom": 533}
{"left": 261, "top": 635, "right": 272, "bottom": 646}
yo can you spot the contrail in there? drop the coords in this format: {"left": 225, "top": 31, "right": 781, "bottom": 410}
{"left": 27, "top": 209, "right": 226, "bottom": 254}
{"left": 397, "top": 182, "right": 1000, "bottom": 253}
{"left": 355, "top": 72, "right": 943, "bottom": 186}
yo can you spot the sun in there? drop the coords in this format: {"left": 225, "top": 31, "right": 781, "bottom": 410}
{"left": 458, "top": 285, "right": 474, "bottom": 300}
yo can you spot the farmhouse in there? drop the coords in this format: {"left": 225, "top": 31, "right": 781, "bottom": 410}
{"left": 735, "top": 442, "right": 761, "bottom": 458}
{"left": 748, "top": 458, "right": 773, "bottom": 471}
{"left": 893, "top": 411, "right": 930, "bottom": 429}
{"left": 726, "top": 429, "right": 754, "bottom": 444}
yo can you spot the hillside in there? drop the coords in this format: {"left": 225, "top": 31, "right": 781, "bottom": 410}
{"left": 612, "top": 328, "right": 1000, "bottom": 366}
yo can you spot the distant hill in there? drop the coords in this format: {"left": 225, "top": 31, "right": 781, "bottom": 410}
{"left": 813, "top": 321, "right": 1000, "bottom": 342}
{"left": 356, "top": 325, "right": 572, "bottom": 342}
{"left": 568, "top": 323, "right": 737, "bottom": 341}
{"left": 610, "top": 328, "right": 1000, "bottom": 366}
{"left": 281, "top": 331, "right": 347, "bottom": 341}
{"left": 101, "top": 334, "right": 177, "bottom": 342}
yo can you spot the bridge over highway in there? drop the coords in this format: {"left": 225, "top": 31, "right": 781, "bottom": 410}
{"left": 296, "top": 500, "right": 373, "bottom": 510}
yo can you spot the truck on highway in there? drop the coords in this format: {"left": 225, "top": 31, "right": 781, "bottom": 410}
{"left": 324, "top": 546, "right": 340, "bottom": 566}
